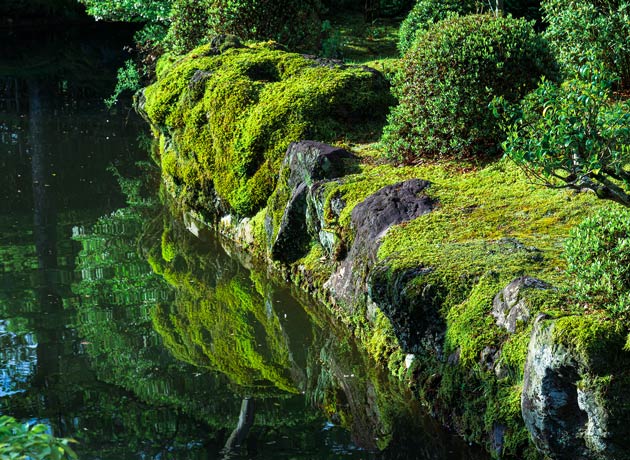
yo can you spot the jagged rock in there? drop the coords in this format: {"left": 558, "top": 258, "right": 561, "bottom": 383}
{"left": 368, "top": 264, "right": 444, "bottom": 353}
{"left": 306, "top": 182, "right": 346, "bottom": 258}
{"left": 284, "top": 141, "right": 355, "bottom": 189}
{"left": 492, "top": 276, "right": 551, "bottom": 333}
{"left": 522, "top": 316, "right": 630, "bottom": 460}
{"left": 326, "top": 179, "right": 435, "bottom": 316}
{"left": 268, "top": 141, "right": 355, "bottom": 262}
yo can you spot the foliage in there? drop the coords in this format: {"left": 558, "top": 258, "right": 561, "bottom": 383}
{"left": 495, "top": 63, "right": 630, "bottom": 206}
{"left": 320, "top": 20, "right": 344, "bottom": 59}
{"left": 0, "top": 416, "right": 77, "bottom": 460}
{"left": 563, "top": 206, "right": 630, "bottom": 316}
{"left": 143, "top": 42, "right": 393, "bottom": 217}
{"left": 206, "top": 0, "right": 322, "bottom": 52}
{"left": 105, "top": 59, "right": 141, "bottom": 108}
{"left": 397, "top": 0, "right": 484, "bottom": 54}
{"left": 373, "top": 0, "right": 415, "bottom": 17}
{"left": 163, "top": 0, "right": 213, "bottom": 54}
{"left": 319, "top": 0, "right": 413, "bottom": 18}
{"left": 77, "top": 0, "right": 172, "bottom": 22}
{"left": 542, "top": 0, "right": 630, "bottom": 89}
{"left": 382, "top": 14, "right": 553, "bottom": 163}
{"left": 398, "top": 0, "right": 545, "bottom": 55}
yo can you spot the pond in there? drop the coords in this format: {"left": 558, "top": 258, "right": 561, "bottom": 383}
{"left": 0, "top": 24, "right": 489, "bottom": 460}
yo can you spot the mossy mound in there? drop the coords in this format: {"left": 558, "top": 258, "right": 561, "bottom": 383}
{"left": 141, "top": 41, "right": 393, "bottom": 217}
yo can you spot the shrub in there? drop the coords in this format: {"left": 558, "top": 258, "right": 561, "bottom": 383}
{"left": 164, "top": 0, "right": 213, "bottom": 54}
{"left": 398, "top": 0, "right": 545, "bottom": 55}
{"left": 495, "top": 63, "right": 630, "bottom": 207}
{"left": 77, "top": 0, "right": 172, "bottom": 22}
{"left": 564, "top": 206, "right": 630, "bottom": 317}
{"left": 397, "top": 0, "right": 483, "bottom": 54}
{"left": 542, "top": 0, "right": 630, "bottom": 89}
{"left": 0, "top": 416, "right": 76, "bottom": 460}
{"left": 207, "top": 0, "right": 322, "bottom": 52}
{"left": 383, "top": 14, "right": 554, "bottom": 163}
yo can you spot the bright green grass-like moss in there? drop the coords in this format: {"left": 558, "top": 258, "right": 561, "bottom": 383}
{"left": 143, "top": 42, "right": 393, "bottom": 217}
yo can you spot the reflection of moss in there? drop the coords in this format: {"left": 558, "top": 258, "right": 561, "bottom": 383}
{"left": 152, "top": 277, "right": 300, "bottom": 394}
{"left": 148, "top": 211, "right": 303, "bottom": 396}
{"left": 72, "top": 205, "right": 243, "bottom": 430}
{"left": 142, "top": 41, "right": 393, "bottom": 217}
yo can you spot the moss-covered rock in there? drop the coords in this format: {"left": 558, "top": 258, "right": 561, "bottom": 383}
{"left": 140, "top": 41, "right": 393, "bottom": 218}
{"left": 522, "top": 314, "right": 630, "bottom": 459}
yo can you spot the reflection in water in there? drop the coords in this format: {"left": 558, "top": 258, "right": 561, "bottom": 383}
{"left": 0, "top": 320, "right": 37, "bottom": 397}
{"left": 149, "top": 217, "right": 307, "bottom": 397}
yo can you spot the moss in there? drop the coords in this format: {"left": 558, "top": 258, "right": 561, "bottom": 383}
{"left": 364, "top": 308, "right": 401, "bottom": 365}
{"left": 378, "top": 159, "right": 604, "bottom": 278}
{"left": 143, "top": 42, "right": 394, "bottom": 217}
{"left": 161, "top": 228, "right": 177, "bottom": 262}
{"left": 553, "top": 314, "right": 628, "bottom": 372}
{"left": 287, "top": 157, "right": 609, "bottom": 457}
{"left": 445, "top": 274, "right": 505, "bottom": 366}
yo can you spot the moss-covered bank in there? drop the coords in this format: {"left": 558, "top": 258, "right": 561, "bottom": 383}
{"left": 139, "top": 42, "right": 630, "bottom": 459}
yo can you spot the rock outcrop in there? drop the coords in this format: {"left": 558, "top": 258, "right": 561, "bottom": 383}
{"left": 522, "top": 315, "right": 630, "bottom": 460}
{"left": 492, "top": 276, "right": 551, "bottom": 333}
{"left": 266, "top": 141, "right": 356, "bottom": 263}
{"left": 325, "top": 179, "right": 435, "bottom": 311}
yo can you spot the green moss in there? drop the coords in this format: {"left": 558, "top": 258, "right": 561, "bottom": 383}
{"left": 364, "top": 308, "right": 401, "bottom": 364}
{"left": 378, "top": 160, "right": 603, "bottom": 277}
{"left": 161, "top": 228, "right": 177, "bottom": 262}
{"left": 553, "top": 314, "right": 628, "bottom": 372}
{"left": 287, "top": 156, "right": 609, "bottom": 457}
{"left": 143, "top": 42, "right": 393, "bottom": 217}
{"left": 445, "top": 274, "right": 505, "bottom": 366}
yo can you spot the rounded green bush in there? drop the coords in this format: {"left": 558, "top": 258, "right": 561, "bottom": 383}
{"left": 543, "top": 0, "right": 630, "bottom": 89}
{"left": 564, "top": 207, "right": 630, "bottom": 316}
{"left": 383, "top": 14, "right": 554, "bottom": 162}
{"left": 165, "top": 0, "right": 323, "bottom": 54}
{"left": 397, "top": 0, "right": 482, "bottom": 54}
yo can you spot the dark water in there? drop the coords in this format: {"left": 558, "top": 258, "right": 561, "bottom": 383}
{"left": 0, "top": 25, "right": 489, "bottom": 460}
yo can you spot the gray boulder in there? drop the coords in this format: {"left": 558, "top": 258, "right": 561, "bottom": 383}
{"left": 522, "top": 316, "right": 630, "bottom": 460}
{"left": 326, "top": 179, "right": 435, "bottom": 312}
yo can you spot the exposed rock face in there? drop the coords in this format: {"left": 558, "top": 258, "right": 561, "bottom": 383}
{"left": 492, "top": 276, "right": 551, "bottom": 333}
{"left": 267, "top": 141, "right": 355, "bottom": 263}
{"left": 522, "top": 316, "right": 630, "bottom": 460}
{"left": 326, "top": 180, "right": 435, "bottom": 313}
{"left": 368, "top": 264, "right": 444, "bottom": 353}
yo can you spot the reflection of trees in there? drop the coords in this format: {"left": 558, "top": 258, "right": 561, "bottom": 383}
{"left": 0, "top": 25, "right": 142, "bottom": 216}
{"left": 72, "top": 205, "right": 242, "bottom": 429}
